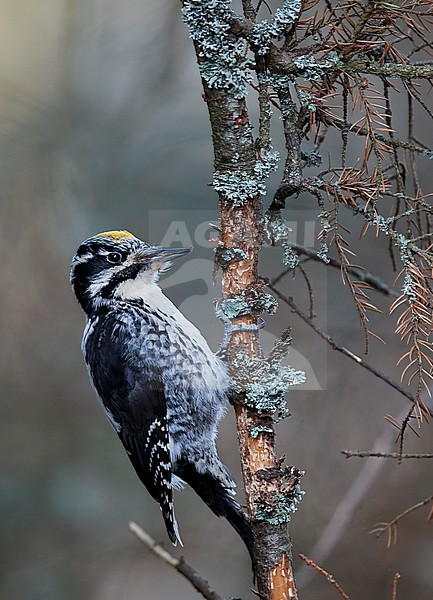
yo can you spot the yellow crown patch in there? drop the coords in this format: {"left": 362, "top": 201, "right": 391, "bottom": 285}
{"left": 96, "top": 230, "right": 136, "bottom": 240}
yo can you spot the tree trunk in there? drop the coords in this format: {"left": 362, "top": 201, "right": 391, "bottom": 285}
{"left": 204, "top": 83, "right": 299, "bottom": 599}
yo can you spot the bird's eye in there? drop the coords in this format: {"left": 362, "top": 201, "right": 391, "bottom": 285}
{"left": 106, "top": 252, "right": 122, "bottom": 265}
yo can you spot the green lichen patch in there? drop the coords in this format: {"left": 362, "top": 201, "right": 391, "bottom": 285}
{"left": 213, "top": 170, "right": 264, "bottom": 205}
{"left": 249, "top": 0, "right": 302, "bottom": 54}
{"left": 231, "top": 329, "right": 306, "bottom": 419}
{"left": 182, "top": 0, "right": 252, "bottom": 98}
{"left": 250, "top": 424, "right": 274, "bottom": 438}
{"left": 294, "top": 52, "right": 339, "bottom": 82}
{"left": 213, "top": 150, "right": 279, "bottom": 205}
{"left": 263, "top": 210, "right": 299, "bottom": 269}
{"left": 220, "top": 289, "right": 278, "bottom": 319}
{"left": 302, "top": 150, "right": 322, "bottom": 168}
{"left": 255, "top": 484, "right": 305, "bottom": 524}
{"left": 317, "top": 241, "right": 330, "bottom": 264}
{"left": 215, "top": 246, "right": 248, "bottom": 267}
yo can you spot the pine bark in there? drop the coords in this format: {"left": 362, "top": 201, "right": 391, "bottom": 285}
{"left": 203, "top": 84, "right": 298, "bottom": 599}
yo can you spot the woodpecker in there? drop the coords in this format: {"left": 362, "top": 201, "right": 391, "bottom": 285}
{"left": 70, "top": 230, "right": 254, "bottom": 561}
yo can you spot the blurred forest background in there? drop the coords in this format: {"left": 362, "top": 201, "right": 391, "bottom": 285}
{"left": 1, "top": 1, "right": 432, "bottom": 599}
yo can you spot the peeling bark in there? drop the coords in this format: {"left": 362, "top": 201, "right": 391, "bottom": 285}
{"left": 206, "top": 86, "right": 297, "bottom": 598}
{"left": 180, "top": 3, "right": 300, "bottom": 596}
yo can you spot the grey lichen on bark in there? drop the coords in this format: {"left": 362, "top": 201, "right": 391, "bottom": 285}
{"left": 181, "top": 1, "right": 305, "bottom": 597}
{"left": 176, "top": 1, "right": 433, "bottom": 597}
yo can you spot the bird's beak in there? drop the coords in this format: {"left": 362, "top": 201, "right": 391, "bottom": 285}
{"left": 150, "top": 247, "right": 193, "bottom": 263}
{"left": 132, "top": 246, "right": 193, "bottom": 265}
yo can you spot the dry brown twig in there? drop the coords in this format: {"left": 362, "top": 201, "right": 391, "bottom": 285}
{"left": 342, "top": 450, "right": 433, "bottom": 459}
{"left": 299, "top": 553, "right": 350, "bottom": 600}
{"left": 279, "top": 242, "right": 401, "bottom": 299}
{"left": 129, "top": 522, "right": 225, "bottom": 600}
{"left": 391, "top": 262, "right": 433, "bottom": 424}
{"left": 392, "top": 573, "right": 401, "bottom": 600}
{"left": 266, "top": 281, "right": 421, "bottom": 410}
{"left": 370, "top": 494, "right": 433, "bottom": 548}
{"left": 268, "top": 1, "right": 433, "bottom": 415}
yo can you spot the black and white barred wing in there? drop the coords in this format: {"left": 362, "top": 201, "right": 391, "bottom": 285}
{"left": 83, "top": 310, "right": 182, "bottom": 545}
{"left": 119, "top": 379, "right": 182, "bottom": 546}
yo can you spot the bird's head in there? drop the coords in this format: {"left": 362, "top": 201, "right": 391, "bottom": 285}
{"left": 70, "top": 230, "right": 192, "bottom": 314}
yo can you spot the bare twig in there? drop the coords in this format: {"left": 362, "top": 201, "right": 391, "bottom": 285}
{"left": 266, "top": 282, "right": 420, "bottom": 409}
{"left": 332, "top": 116, "right": 433, "bottom": 158}
{"left": 392, "top": 573, "right": 401, "bottom": 600}
{"left": 299, "top": 554, "right": 350, "bottom": 600}
{"left": 342, "top": 60, "right": 433, "bottom": 80}
{"left": 277, "top": 242, "right": 400, "bottom": 299}
{"left": 342, "top": 450, "right": 433, "bottom": 459}
{"left": 129, "top": 522, "right": 224, "bottom": 600}
{"left": 296, "top": 405, "right": 419, "bottom": 588}
{"left": 370, "top": 494, "right": 433, "bottom": 547}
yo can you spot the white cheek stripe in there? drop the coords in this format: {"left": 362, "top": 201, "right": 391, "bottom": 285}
{"left": 87, "top": 266, "right": 122, "bottom": 296}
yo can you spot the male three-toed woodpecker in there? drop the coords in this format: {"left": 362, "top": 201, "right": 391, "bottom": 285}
{"left": 70, "top": 230, "right": 253, "bottom": 560}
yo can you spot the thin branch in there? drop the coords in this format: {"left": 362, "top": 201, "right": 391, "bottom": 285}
{"left": 297, "top": 261, "right": 315, "bottom": 319}
{"left": 265, "top": 51, "right": 433, "bottom": 81}
{"left": 299, "top": 554, "right": 350, "bottom": 600}
{"left": 342, "top": 450, "right": 433, "bottom": 459}
{"left": 342, "top": 59, "right": 433, "bottom": 80}
{"left": 129, "top": 522, "right": 225, "bottom": 600}
{"left": 230, "top": 17, "right": 433, "bottom": 80}
{"left": 283, "top": 242, "right": 400, "bottom": 299}
{"left": 296, "top": 404, "right": 422, "bottom": 588}
{"left": 392, "top": 573, "right": 401, "bottom": 600}
{"left": 266, "top": 282, "right": 422, "bottom": 409}
{"left": 304, "top": 185, "right": 433, "bottom": 262}
{"left": 332, "top": 114, "right": 433, "bottom": 158}
{"left": 347, "top": 1, "right": 380, "bottom": 45}
{"left": 370, "top": 494, "right": 433, "bottom": 546}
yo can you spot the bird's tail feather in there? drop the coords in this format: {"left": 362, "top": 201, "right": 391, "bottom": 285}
{"left": 161, "top": 505, "right": 183, "bottom": 547}
{"left": 174, "top": 461, "right": 255, "bottom": 567}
